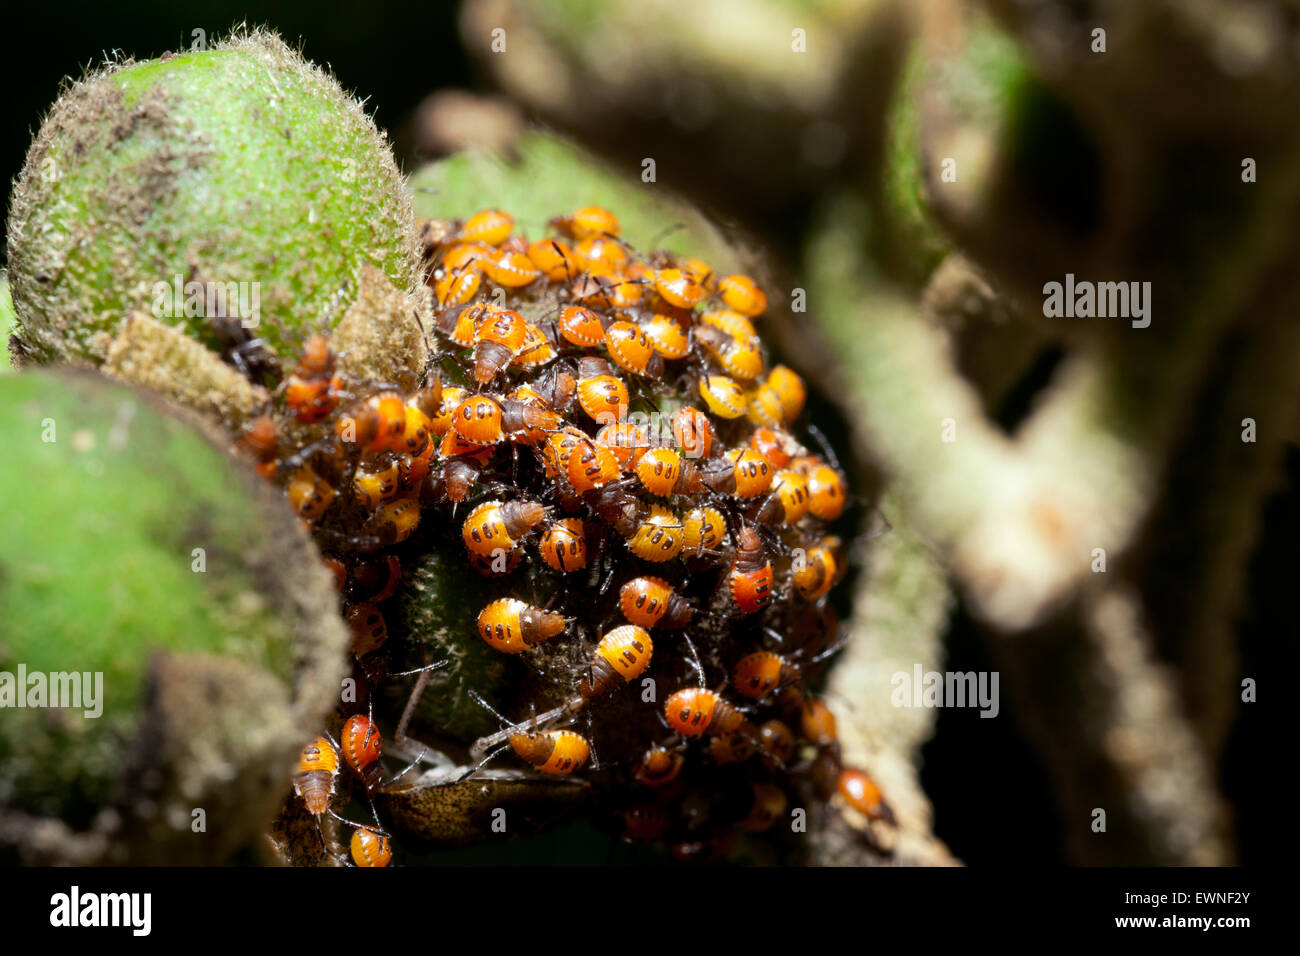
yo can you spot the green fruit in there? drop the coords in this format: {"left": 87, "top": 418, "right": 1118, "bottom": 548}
{"left": 0, "top": 370, "right": 347, "bottom": 864}
{"left": 6, "top": 29, "right": 416, "bottom": 367}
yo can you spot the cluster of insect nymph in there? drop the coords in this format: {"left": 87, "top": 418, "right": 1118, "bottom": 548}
{"left": 230, "top": 204, "right": 895, "bottom": 866}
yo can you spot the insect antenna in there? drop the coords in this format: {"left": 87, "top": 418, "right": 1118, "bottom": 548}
{"left": 805, "top": 631, "right": 851, "bottom": 667}
{"left": 327, "top": 808, "right": 387, "bottom": 839}
{"left": 681, "top": 632, "right": 707, "bottom": 688}
{"left": 386, "top": 744, "right": 429, "bottom": 785}
{"left": 458, "top": 742, "right": 511, "bottom": 783}
{"left": 646, "top": 221, "right": 686, "bottom": 250}
{"left": 389, "top": 659, "right": 449, "bottom": 679}
{"left": 804, "top": 422, "right": 843, "bottom": 473}
{"left": 597, "top": 555, "right": 621, "bottom": 598}
{"left": 585, "top": 706, "right": 600, "bottom": 771}
{"left": 393, "top": 660, "right": 444, "bottom": 748}
{"left": 466, "top": 689, "right": 513, "bottom": 736}
{"left": 737, "top": 725, "right": 786, "bottom": 772}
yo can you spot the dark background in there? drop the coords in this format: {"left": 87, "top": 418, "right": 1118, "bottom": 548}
{"left": 3, "top": 1, "right": 1280, "bottom": 868}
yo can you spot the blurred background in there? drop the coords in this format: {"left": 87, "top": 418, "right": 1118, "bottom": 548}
{"left": 6, "top": 0, "right": 1292, "bottom": 866}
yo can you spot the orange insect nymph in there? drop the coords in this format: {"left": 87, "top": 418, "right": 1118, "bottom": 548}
{"left": 458, "top": 208, "right": 514, "bottom": 246}
{"left": 663, "top": 687, "right": 745, "bottom": 738}
{"left": 696, "top": 325, "right": 764, "bottom": 381}
{"left": 347, "top": 603, "right": 388, "bottom": 660}
{"left": 557, "top": 305, "right": 607, "bottom": 348}
{"left": 439, "top": 241, "right": 493, "bottom": 275}
{"left": 284, "top": 335, "right": 342, "bottom": 423}
{"left": 565, "top": 436, "right": 621, "bottom": 493}
{"left": 234, "top": 416, "right": 279, "bottom": 478}
{"left": 792, "top": 542, "right": 838, "bottom": 601}
{"left": 434, "top": 268, "right": 481, "bottom": 309}
{"left": 758, "top": 720, "right": 797, "bottom": 767}
{"left": 635, "top": 447, "right": 686, "bottom": 497}
{"left": 749, "top": 427, "right": 796, "bottom": 469}
{"left": 350, "top": 829, "right": 393, "bottom": 867}
{"left": 462, "top": 499, "right": 546, "bottom": 557}
{"left": 665, "top": 687, "right": 716, "bottom": 736}
{"left": 472, "top": 308, "right": 528, "bottom": 383}
{"left": 728, "top": 527, "right": 773, "bottom": 613}
{"left": 618, "top": 576, "right": 694, "bottom": 630}
{"left": 681, "top": 505, "right": 726, "bottom": 557}
{"left": 353, "top": 458, "right": 400, "bottom": 509}
{"left": 577, "top": 374, "right": 630, "bottom": 423}
{"left": 634, "top": 746, "right": 685, "bottom": 787}
{"left": 526, "top": 237, "right": 576, "bottom": 281}
{"left": 701, "top": 308, "right": 757, "bottom": 341}
{"left": 541, "top": 426, "right": 588, "bottom": 482}
{"left": 293, "top": 736, "right": 340, "bottom": 815}
{"left": 604, "top": 320, "right": 663, "bottom": 379}
{"left": 435, "top": 303, "right": 484, "bottom": 348}
{"left": 538, "top": 517, "right": 587, "bottom": 572}
{"left": 337, "top": 392, "right": 407, "bottom": 455}
{"left": 805, "top": 465, "right": 848, "bottom": 522}
{"left": 341, "top": 713, "right": 383, "bottom": 790}
{"left": 765, "top": 365, "right": 807, "bottom": 422}
{"left": 699, "top": 375, "right": 747, "bottom": 419}
{"left": 551, "top": 205, "right": 620, "bottom": 240}
{"left": 424, "top": 385, "right": 464, "bottom": 437}
{"left": 481, "top": 249, "right": 540, "bottom": 288}
{"left": 800, "top": 697, "right": 838, "bottom": 746}
{"left": 641, "top": 313, "right": 691, "bottom": 359}
{"left": 626, "top": 505, "right": 684, "bottom": 562}
{"left": 288, "top": 466, "right": 334, "bottom": 522}
{"left": 679, "top": 256, "right": 717, "bottom": 289}
{"left": 754, "top": 469, "right": 810, "bottom": 526}
{"left": 452, "top": 395, "right": 506, "bottom": 445}
{"left": 733, "top": 651, "right": 786, "bottom": 700}
{"left": 837, "top": 768, "right": 895, "bottom": 824}
{"left": 512, "top": 323, "right": 558, "bottom": 370}
{"left": 575, "top": 234, "right": 628, "bottom": 268}
{"left": 579, "top": 625, "right": 654, "bottom": 698}
{"left": 654, "top": 268, "right": 705, "bottom": 309}
{"left": 477, "top": 598, "right": 567, "bottom": 653}
{"left": 672, "top": 406, "right": 714, "bottom": 461}
{"left": 362, "top": 497, "right": 421, "bottom": 550}
{"left": 510, "top": 729, "right": 590, "bottom": 775}
{"left": 397, "top": 400, "right": 433, "bottom": 458}
{"left": 294, "top": 333, "right": 334, "bottom": 379}
{"left": 726, "top": 448, "right": 775, "bottom": 498}
{"left": 717, "top": 274, "right": 767, "bottom": 317}
{"left": 597, "top": 421, "right": 653, "bottom": 472}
